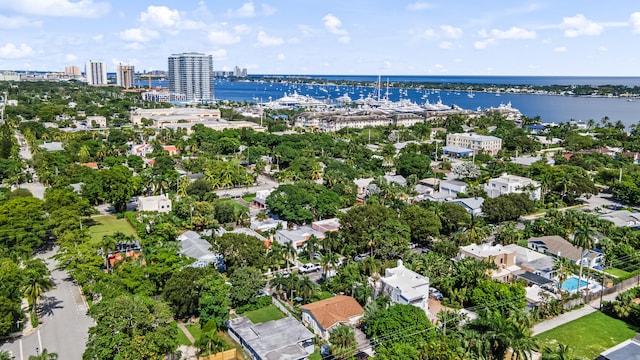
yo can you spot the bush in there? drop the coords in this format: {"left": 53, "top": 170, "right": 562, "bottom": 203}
{"left": 235, "top": 296, "right": 272, "bottom": 314}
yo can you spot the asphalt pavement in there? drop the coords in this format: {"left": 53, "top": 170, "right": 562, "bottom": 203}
{"left": 0, "top": 249, "right": 94, "bottom": 360}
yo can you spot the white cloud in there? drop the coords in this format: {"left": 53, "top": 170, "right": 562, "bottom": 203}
{"left": 0, "top": 43, "right": 34, "bottom": 58}
{"left": 383, "top": 61, "right": 392, "bottom": 69}
{"left": 599, "top": 46, "right": 608, "bottom": 51}
{"left": 323, "top": 13, "right": 348, "bottom": 35}
{"left": 139, "top": 6, "right": 180, "bottom": 28}
{"left": 229, "top": 2, "right": 256, "bottom": 18}
{"left": 277, "top": 53, "right": 285, "bottom": 60}
{"left": 256, "top": 31, "right": 284, "bottom": 47}
{"left": 561, "top": 14, "right": 603, "bottom": 37}
{"left": 435, "top": 64, "right": 448, "bottom": 73}
{"left": 554, "top": 46, "right": 567, "bottom": 53}
{"left": 407, "top": 2, "right": 433, "bottom": 11}
{"left": 0, "top": 0, "right": 110, "bottom": 18}
{"left": 234, "top": 24, "right": 251, "bottom": 35}
{"left": 208, "top": 49, "right": 227, "bottom": 61}
{"left": 454, "top": 58, "right": 462, "bottom": 63}
{"left": 489, "top": 27, "right": 536, "bottom": 39}
{"left": 65, "top": 53, "right": 77, "bottom": 62}
{"left": 208, "top": 30, "right": 241, "bottom": 45}
{"left": 262, "top": 3, "right": 277, "bottom": 16}
{"left": 298, "top": 25, "right": 315, "bottom": 37}
{"left": 92, "top": 34, "right": 103, "bottom": 42}
{"left": 630, "top": 12, "right": 640, "bottom": 34}
{"left": 120, "top": 28, "right": 158, "bottom": 43}
{"left": 338, "top": 36, "right": 351, "bottom": 44}
{"left": 0, "top": 15, "right": 42, "bottom": 29}
{"left": 440, "top": 25, "right": 463, "bottom": 39}
{"left": 439, "top": 41, "right": 453, "bottom": 50}
{"left": 474, "top": 38, "right": 496, "bottom": 50}
{"left": 421, "top": 28, "right": 437, "bottom": 39}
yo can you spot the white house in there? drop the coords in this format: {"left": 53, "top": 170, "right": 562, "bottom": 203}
{"left": 449, "top": 197, "right": 484, "bottom": 216}
{"left": 300, "top": 295, "right": 363, "bottom": 340}
{"left": 275, "top": 226, "right": 325, "bottom": 251}
{"left": 439, "top": 179, "right": 468, "bottom": 195}
{"left": 379, "top": 260, "right": 430, "bottom": 313}
{"left": 137, "top": 194, "right": 172, "bottom": 213}
{"left": 446, "top": 133, "right": 502, "bottom": 155}
{"left": 484, "top": 173, "right": 541, "bottom": 201}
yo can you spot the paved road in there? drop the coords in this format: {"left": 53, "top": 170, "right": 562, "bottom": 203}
{"left": 0, "top": 249, "right": 94, "bottom": 360}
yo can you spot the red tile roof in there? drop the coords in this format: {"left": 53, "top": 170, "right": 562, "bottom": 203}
{"left": 301, "top": 295, "right": 363, "bottom": 330}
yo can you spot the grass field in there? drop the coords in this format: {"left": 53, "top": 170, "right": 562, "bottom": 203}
{"left": 535, "top": 311, "right": 637, "bottom": 359}
{"left": 186, "top": 324, "right": 202, "bottom": 342}
{"left": 241, "top": 305, "right": 285, "bottom": 324}
{"left": 606, "top": 267, "right": 634, "bottom": 279}
{"left": 219, "top": 199, "right": 249, "bottom": 214}
{"left": 176, "top": 326, "right": 193, "bottom": 346}
{"left": 87, "top": 214, "right": 137, "bottom": 241}
{"left": 241, "top": 193, "right": 255, "bottom": 202}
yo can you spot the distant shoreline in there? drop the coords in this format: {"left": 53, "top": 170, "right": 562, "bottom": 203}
{"left": 232, "top": 76, "right": 640, "bottom": 99}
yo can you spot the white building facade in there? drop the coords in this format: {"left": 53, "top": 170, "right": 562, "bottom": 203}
{"left": 484, "top": 174, "right": 542, "bottom": 200}
{"left": 168, "top": 52, "right": 214, "bottom": 101}
{"left": 85, "top": 60, "right": 107, "bottom": 86}
{"left": 446, "top": 133, "right": 502, "bottom": 155}
{"left": 379, "top": 260, "right": 430, "bottom": 313}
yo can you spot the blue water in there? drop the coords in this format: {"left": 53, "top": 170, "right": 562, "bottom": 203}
{"left": 136, "top": 76, "right": 640, "bottom": 127}
{"left": 561, "top": 277, "right": 589, "bottom": 291}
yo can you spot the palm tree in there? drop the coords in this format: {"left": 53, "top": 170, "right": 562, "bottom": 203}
{"left": 361, "top": 255, "right": 381, "bottom": 277}
{"left": 329, "top": 325, "right": 357, "bottom": 359}
{"left": 78, "top": 144, "right": 91, "bottom": 163}
{"left": 28, "top": 349, "right": 58, "bottom": 360}
{"left": 303, "top": 235, "right": 320, "bottom": 261}
{"left": 269, "top": 273, "right": 287, "bottom": 299}
{"left": 22, "top": 268, "right": 53, "bottom": 320}
{"left": 541, "top": 343, "right": 575, "bottom": 360}
{"left": 283, "top": 241, "right": 297, "bottom": 271}
{"left": 296, "top": 276, "right": 317, "bottom": 302}
{"left": 100, "top": 235, "right": 118, "bottom": 271}
{"left": 320, "top": 252, "right": 339, "bottom": 278}
{"left": 571, "top": 221, "right": 595, "bottom": 294}
{"left": 177, "top": 176, "right": 190, "bottom": 197}
{"left": 613, "top": 291, "right": 635, "bottom": 319}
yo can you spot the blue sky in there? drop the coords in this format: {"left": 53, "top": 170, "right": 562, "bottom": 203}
{"left": 1, "top": 0, "right": 639, "bottom": 75}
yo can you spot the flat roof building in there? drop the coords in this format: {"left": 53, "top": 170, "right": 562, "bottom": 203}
{"left": 446, "top": 133, "right": 502, "bottom": 155}
{"left": 168, "top": 52, "right": 214, "bottom": 101}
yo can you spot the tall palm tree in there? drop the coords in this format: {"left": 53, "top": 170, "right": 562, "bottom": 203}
{"left": 296, "top": 276, "right": 317, "bottom": 302}
{"left": 320, "top": 252, "right": 339, "bottom": 278}
{"left": 100, "top": 235, "right": 118, "bottom": 271}
{"left": 283, "top": 241, "right": 297, "bottom": 271}
{"left": 541, "top": 343, "right": 574, "bottom": 360}
{"left": 177, "top": 176, "right": 190, "bottom": 197}
{"left": 571, "top": 221, "right": 595, "bottom": 293}
{"left": 22, "top": 269, "right": 53, "bottom": 318}
{"left": 28, "top": 348, "right": 58, "bottom": 360}
{"left": 329, "top": 325, "right": 357, "bottom": 359}
{"left": 303, "top": 235, "right": 320, "bottom": 260}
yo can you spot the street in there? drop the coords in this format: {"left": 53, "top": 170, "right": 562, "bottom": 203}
{"left": 0, "top": 249, "right": 94, "bottom": 360}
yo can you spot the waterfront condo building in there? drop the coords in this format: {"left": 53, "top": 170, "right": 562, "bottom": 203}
{"left": 446, "top": 132, "right": 502, "bottom": 155}
{"left": 168, "top": 52, "right": 214, "bottom": 101}
{"left": 64, "top": 66, "right": 81, "bottom": 77}
{"left": 116, "top": 64, "right": 135, "bottom": 89}
{"left": 85, "top": 60, "right": 107, "bottom": 86}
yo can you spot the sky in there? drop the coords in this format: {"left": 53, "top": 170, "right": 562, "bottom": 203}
{"left": 1, "top": 0, "right": 640, "bottom": 76}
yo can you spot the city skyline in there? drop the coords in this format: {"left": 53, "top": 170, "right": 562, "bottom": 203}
{"left": 0, "top": 1, "right": 639, "bottom": 76}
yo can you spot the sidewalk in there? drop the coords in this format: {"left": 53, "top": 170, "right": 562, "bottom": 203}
{"left": 532, "top": 283, "right": 636, "bottom": 336}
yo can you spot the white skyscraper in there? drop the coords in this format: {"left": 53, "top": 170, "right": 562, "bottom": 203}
{"left": 85, "top": 60, "right": 107, "bottom": 86}
{"left": 116, "top": 64, "right": 135, "bottom": 89}
{"left": 168, "top": 52, "right": 214, "bottom": 101}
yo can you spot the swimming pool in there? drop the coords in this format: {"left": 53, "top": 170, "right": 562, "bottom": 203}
{"left": 561, "top": 276, "right": 589, "bottom": 291}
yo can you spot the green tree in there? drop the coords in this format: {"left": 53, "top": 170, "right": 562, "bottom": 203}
{"left": 163, "top": 267, "right": 221, "bottom": 319}
{"left": 229, "top": 266, "right": 266, "bottom": 308}
{"left": 84, "top": 295, "right": 178, "bottom": 360}
{"left": 400, "top": 204, "right": 441, "bottom": 244}
{"left": 100, "top": 165, "right": 134, "bottom": 212}
{"left": 21, "top": 259, "right": 52, "bottom": 319}
{"left": 214, "top": 233, "right": 270, "bottom": 272}
{"left": 395, "top": 152, "right": 431, "bottom": 179}
{"left": 198, "top": 275, "right": 231, "bottom": 329}
{"left": 483, "top": 193, "right": 535, "bottom": 223}
{"left": 28, "top": 349, "right": 58, "bottom": 360}
{"left": 329, "top": 325, "right": 357, "bottom": 359}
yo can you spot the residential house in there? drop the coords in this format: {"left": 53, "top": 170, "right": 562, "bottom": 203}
{"left": 379, "top": 260, "right": 430, "bottom": 313}
{"left": 78, "top": 162, "right": 99, "bottom": 170}
{"left": 598, "top": 210, "right": 640, "bottom": 229}
{"left": 597, "top": 335, "right": 640, "bottom": 360}
{"left": 275, "top": 226, "right": 325, "bottom": 251}
{"left": 129, "top": 143, "right": 154, "bottom": 157}
{"left": 457, "top": 243, "right": 521, "bottom": 282}
{"left": 430, "top": 127, "right": 447, "bottom": 139}
{"left": 439, "top": 179, "right": 468, "bottom": 195}
{"left": 300, "top": 295, "right": 364, "bottom": 340}
{"left": 484, "top": 173, "right": 542, "bottom": 201}
{"left": 449, "top": 197, "right": 484, "bottom": 216}
{"left": 177, "top": 231, "right": 222, "bottom": 268}
{"left": 86, "top": 115, "right": 107, "bottom": 128}
{"left": 312, "top": 218, "right": 340, "bottom": 233}
{"left": 162, "top": 145, "right": 178, "bottom": 156}
{"left": 528, "top": 235, "right": 604, "bottom": 269}
{"left": 250, "top": 218, "right": 287, "bottom": 233}
{"left": 137, "top": 194, "right": 172, "bottom": 213}
{"left": 423, "top": 191, "right": 457, "bottom": 202}
{"left": 384, "top": 174, "right": 407, "bottom": 187}
{"left": 354, "top": 178, "right": 374, "bottom": 196}
{"left": 39, "top": 142, "right": 64, "bottom": 152}
{"left": 227, "top": 316, "right": 315, "bottom": 360}
{"left": 253, "top": 189, "right": 274, "bottom": 209}
{"left": 446, "top": 133, "right": 502, "bottom": 155}
{"left": 504, "top": 244, "right": 556, "bottom": 280}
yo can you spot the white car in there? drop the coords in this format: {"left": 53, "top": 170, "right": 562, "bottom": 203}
{"left": 299, "top": 263, "right": 321, "bottom": 274}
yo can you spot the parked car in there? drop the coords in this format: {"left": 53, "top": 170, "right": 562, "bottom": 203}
{"left": 353, "top": 253, "right": 368, "bottom": 261}
{"left": 429, "top": 287, "right": 443, "bottom": 300}
{"left": 299, "top": 263, "right": 321, "bottom": 274}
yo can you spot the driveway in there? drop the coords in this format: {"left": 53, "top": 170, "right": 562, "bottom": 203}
{"left": 0, "top": 248, "right": 94, "bottom": 360}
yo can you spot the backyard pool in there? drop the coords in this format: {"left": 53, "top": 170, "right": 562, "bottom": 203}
{"left": 561, "top": 276, "right": 589, "bottom": 291}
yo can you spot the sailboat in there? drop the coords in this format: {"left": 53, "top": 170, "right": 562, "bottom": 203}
{"left": 467, "top": 89, "right": 475, "bottom": 99}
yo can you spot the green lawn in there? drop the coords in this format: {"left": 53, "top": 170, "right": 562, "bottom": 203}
{"left": 308, "top": 350, "right": 322, "bottom": 360}
{"left": 241, "top": 305, "right": 285, "bottom": 324}
{"left": 87, "top": 214, "right": 137, "bottom": 241}
{"left": 186, "top": 324, "right": 202, "bottom": 342}
{"left": 535, "top": 311, "right": 637, "bottom": 359}
{"left": 176, "top": 326, "right": 192, "bottom": 346}
{"left": 219, "top": 199, "right": 249, "bottom": 214}
{"left": 242, "top": 193, "right": 255, "bottom": 202}
{"left": 606, "top": 268, "right": 634, "bottom": 280}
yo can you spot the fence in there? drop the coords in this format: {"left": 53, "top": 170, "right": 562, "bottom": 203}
{"left": 198, "top": 349, "right": 237, "bottom": 360}
{"left": 271, "top": 297, "right": 295, "bottom": 317}
{"left": 563, "top": 274, "right": 640, "bottom": 309}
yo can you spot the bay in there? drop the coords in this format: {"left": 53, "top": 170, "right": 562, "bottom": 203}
{"left": 136, "top": 76, "right": 640, "bottom": 127}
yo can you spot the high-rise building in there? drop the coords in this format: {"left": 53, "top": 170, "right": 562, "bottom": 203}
{"left": 168, "top": 52, "right": 214, "bottom": 101}
{"left": 116, "top": 64, "right": 135, "bottom": 89}
{"left": 64, "top": 66, "right": 82, "bottom": 77}
{"left": 85, "top": 60, "right": 107, "bottom": 86}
